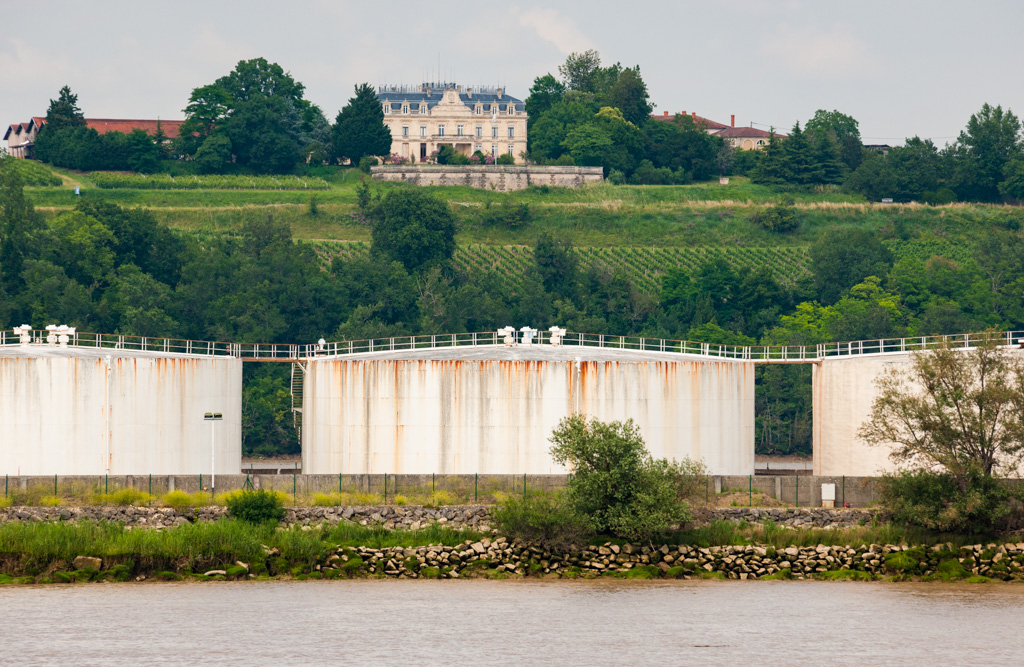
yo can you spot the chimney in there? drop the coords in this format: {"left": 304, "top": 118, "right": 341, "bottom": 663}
{"left": 663, "top": 111, "right": 669, "bottom": 117}
{"left": 467, "top": 87, "right": 472, "bottom": 98}
{"left": 692, "top": 112, "right": 696, "bottom": 118}
{"left": 731, "top": 114, "right": 735, "bottom": 127}
{"left": 496, "top": 87, "right": 503, "bottom": 99}
{"left": 681, "top": 110, "right": 686, "bottom": 116}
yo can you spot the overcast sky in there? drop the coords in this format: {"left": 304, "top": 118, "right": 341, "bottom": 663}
{"left": 3, "top": 0, "right": 1023, "bottom": 146}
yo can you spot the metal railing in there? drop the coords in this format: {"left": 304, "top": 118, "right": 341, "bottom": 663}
{"left": 3, "top": 328, "right": 1022, "bottom": 364}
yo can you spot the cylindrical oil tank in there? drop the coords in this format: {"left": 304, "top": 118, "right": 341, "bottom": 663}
{"left": 0, "top": 345, "right": 242, "bottom": 475}
{"left": 812, "top": 354, "right": 910, "bottom": 476}
{"left": 301, "top": 345, "right": 754, "bottom": 475}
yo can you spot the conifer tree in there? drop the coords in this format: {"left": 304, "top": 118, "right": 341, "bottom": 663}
{"left": 332, "top": 83, "right": 393, "bottom": 164}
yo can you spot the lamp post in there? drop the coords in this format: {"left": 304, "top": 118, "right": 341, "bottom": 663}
{"left": 204, "top": 412, "right": 223, "bottom": 492}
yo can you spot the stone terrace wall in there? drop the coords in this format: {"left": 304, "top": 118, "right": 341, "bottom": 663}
{"left": 370, "top": 165, "right": 604, "bottom": 191}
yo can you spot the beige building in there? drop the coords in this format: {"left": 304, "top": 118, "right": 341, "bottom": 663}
{"left": 377, "top": 84, "right": 527, "bottom": 164}
{"left": 651, "top": 110, "right": 785, "bottom": 149}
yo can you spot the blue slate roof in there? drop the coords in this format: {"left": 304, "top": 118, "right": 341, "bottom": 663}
{"left": 376, "top": 86, "right": 524, "bottom": 113}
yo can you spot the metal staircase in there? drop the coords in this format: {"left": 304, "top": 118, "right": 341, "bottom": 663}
{"left": 290, "top": 362, "right": 305, "bottom": 442}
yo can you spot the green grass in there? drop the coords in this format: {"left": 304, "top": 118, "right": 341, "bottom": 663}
{"left": 1, "top": 158, "right": 63, "bottom": 186}
{"left": 89, "top": 172, "right": 329, "bottom": 190}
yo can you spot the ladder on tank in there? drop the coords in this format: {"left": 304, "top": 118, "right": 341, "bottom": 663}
{"left": 290, "top": 362, "right": 305, "bottom": 443}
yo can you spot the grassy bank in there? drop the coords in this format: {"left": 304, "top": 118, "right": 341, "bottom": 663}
{"left": 1, "top": 518, "right": 1020, "bottom": 585}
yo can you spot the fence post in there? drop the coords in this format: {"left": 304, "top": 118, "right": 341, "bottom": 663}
{"left": 795, "top": 477, "right": 799, "bottom": 508}
{"left": 293, "top": 474, "right": 297, "bottom": 505}
{"left": 748, "top": 475, "right": 752, "bottom": 507}
{"left": 842, "top": 475, "right": 846, "bottom": 507}
{"left": 106, "top": 473, "right": 109, "bottom": 494}
{"left": 149, "top": 473, "right": 152, "bottom": 501}
{"left": 384, "top": 472, "right": 387, "bottom": 504}
{"left": 5, "top": 474, "right": 7, "bottom": 498}
{"left": 339, "top": 473, "right": 342, "bottom": 494}
{"left": 474, "top": 473, "right": 478, "bottom": 503}
{"left": 54, "top": 474, "right": 57, "bottom": 497}
{"left": 199, "top": 473, "right": 202, "bottom": 494}
{"left": 523, "top": 473, "right": 527, "bottom": 501}
{"left": 706, "top": 476, "right": 709, "bottom": 504}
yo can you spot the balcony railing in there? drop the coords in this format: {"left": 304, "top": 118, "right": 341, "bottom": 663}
{"left": 3, "top": 328, "right": 1021, "bottom": 364}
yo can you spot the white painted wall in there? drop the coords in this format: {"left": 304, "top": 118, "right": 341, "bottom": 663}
{"left": 301, "top": 350, "right": 754, "bottom": 475}
{"left": 0, "top": 347, "right": 242, "bottom": 475}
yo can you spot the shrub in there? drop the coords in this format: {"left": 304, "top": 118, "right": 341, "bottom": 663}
{"left": 748, "top": 204, "right": 798, "bottom": 232}
{"left": 879, "top": 469, "right": 1021, "bottom": 534}
{"left": 161, "top": 490, "right": 211, "bottom": 509}
{"left": 358, "top": 156, "right": 378, "bottom": 173}
{"left": 225, "top": 490, "right": 286, "bottom": 524}
{"left": 549, "top": 415, "right": 696, "bottom": 541}
{"left": 91, "top": 488, "right": 154, "bottom": 506}
{"left": 482, "top": 201, "right": 531, "bottom": 228}
{"left": 491, "top": 495, "right": 592, "bottom": 551}
{"left": 496, "top": 153, "right": 515, "bottom": 165}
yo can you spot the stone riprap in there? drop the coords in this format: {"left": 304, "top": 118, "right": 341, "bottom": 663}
{"left": 0, "top": 505, "right": 878, "bottom": 530}
{"left": 317, "top": 539, "right": 1024, "bottom": 582}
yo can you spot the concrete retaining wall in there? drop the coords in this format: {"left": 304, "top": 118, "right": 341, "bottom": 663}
{"left": 2, "top": 474, "right": 883, "bottom": 507}
{"left": 370, "top": 165, "right": 604, "bottom": 191}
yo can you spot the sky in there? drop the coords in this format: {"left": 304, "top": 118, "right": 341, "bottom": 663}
{"left": 3, "top": 0, "right": 1024, "bottom": 147}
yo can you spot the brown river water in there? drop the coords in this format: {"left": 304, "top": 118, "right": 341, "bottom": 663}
{"left": 1, "top": 580, "right": 1023, "bottom": 665}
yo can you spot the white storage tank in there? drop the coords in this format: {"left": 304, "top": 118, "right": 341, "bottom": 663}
{"left": 301, "top": 345, "right": 754, "bottom": 475}
{"left": 0, "top": 343, "right": 242, "bottom": 475}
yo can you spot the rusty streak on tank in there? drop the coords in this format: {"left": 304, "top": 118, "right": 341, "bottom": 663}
{"left": 301, "top": 345, "right": 754, "bottom": 475}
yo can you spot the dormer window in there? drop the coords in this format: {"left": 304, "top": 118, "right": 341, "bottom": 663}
{"left": 402, "top": 105, "right": 409, "bottom": 114}
{"left": 508, "top": 105, "right": 515, "bottom": 116}
{"left": 420, "top": 104, "right": 427, "bottom": 114}
{"left": 476, "top": 105, "right": 482, "bottom": 115}
{"left": 490, "top": 104, "right": 497, "bottom": 114}
{"left": 382, "top": 104, "right": 389, "bottom": 114}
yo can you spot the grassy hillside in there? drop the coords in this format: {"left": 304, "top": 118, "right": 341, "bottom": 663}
{"left": 22, "top": 164, "right": 1016, "bottom": 288}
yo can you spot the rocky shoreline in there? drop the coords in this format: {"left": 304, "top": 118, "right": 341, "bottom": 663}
{"left": 0, "top": 505, "right": 882, "bottom": 530}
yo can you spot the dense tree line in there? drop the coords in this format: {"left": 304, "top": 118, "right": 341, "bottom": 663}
{"left": 524, "top": 50, "right": 721, "bottom": 182}
{"left": 33, "top": 87, "right": 165, "bottom": 173}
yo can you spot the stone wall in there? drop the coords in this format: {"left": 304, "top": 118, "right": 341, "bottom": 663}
{"left": 370, "top": 165, "right": 604, "bottom": 191}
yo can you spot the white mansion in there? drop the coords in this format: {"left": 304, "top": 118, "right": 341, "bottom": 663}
{"left": 377, "top": 84, "right": 527, "bottom": 164}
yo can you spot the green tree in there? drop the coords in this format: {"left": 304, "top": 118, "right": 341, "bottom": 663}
{"left": 524, "top": 73, "right": 565, "bottom": 140}
{"left": 605, "top": 67, "right": 652, "bottom": 127}
{"left": 549, "top": 414, "right": 700, "bottom": 541}
{"left": 43, "top": 85, "right": 86, "bottom": 133}
{"left": 215, "top": 57, "right": 305, "bottom": 105}
{"left": 950, "top": 103, "right": 1023, "bottom": 202}
{"left": 0, "top": 156, "right": 45, "bottom": 294}
{"left": 809, "top": 228, "right": 894, "bottom": 304}
{"left": 558, "top": 49, "right": 603, "bottom": 93}
{"left": 332, "top": 83, "right": 393, "bottom": 164}
{"left": 805, "top": 109, "right": 863, "bottom": 170}
{"left": 370, "top": 188, "right": 456, "bottom": 272}
{"left": 534, "top": 232, "right": 579, "bottom": 298}
{"left": 225, "top": 95, "right": 299, "bottom": 173}
{"left": 193, "top": 133, "right": 233, "bottom": 174}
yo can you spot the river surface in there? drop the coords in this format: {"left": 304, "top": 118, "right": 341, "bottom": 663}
{"left": 2, "top": 580, "right": 1023, "bottom": 665}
